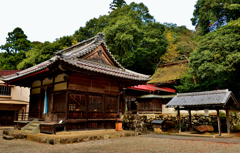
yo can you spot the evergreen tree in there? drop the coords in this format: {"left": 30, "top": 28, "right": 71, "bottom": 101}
{"left": 191, "top": 0, "right": 240, "bottom": 35}
{"left": 176, "top": 18, "right": 240, "bottom": 98}
{"left": 0, "top": 27, "right": 32, "bottom": 70}
{"left": 18, "top": 2, "right": 169, "bottom": 75}
{"left": 109, "top": 0, "right": 126, "bottom": 11}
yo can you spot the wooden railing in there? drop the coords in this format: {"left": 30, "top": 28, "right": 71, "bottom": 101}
{"left": 14, "top": 112, "right": 29, "bottom": 121}
{"left": 105, "top": 112, "right": 117, "bottom": 119}
{"left": 68, "top": 111, "right": 86, "bottom": 119}
{"left": 88, "top": 112, "right": 104, "bottom": 119}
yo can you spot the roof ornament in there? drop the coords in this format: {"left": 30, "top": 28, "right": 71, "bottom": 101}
{"left": 56, "top": 52, "right": 63, "bottom": 58}
{"left": 94, "top": 32, "right": 105, "bottom": 43}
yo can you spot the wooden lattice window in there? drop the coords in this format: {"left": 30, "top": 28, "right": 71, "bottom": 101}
{"left": 105, "top": 97, "right": 118, "bottom": 112}
{"left": 89, "top": 95, "right": 103, "bottom": 112}
{"left": 69, "top": 94, "right": 86, "bottom": 111}
{"left": 0, "top": 86, "right": 11, "bottom": 96}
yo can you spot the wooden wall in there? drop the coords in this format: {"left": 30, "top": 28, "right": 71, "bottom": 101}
{"left": 137, "top": 98, "right": 166, "bottom": 114}
{"left": 68, "top": 73, "right": 119, "bottom": 95}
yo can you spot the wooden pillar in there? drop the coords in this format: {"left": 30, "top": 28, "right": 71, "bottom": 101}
{"left": 123, "top": 92, "right": 126, "bottom": 114}
{"left": 217, "top": 109, "right": 221, "bottom": 136}
{"left": 226, "top": 109, "right": 230, "bottom": 134}
{"left": 188, "top": 109, "right": 192, "bottom": 131}
{"left": 65, "top": 91, "right": 69, "bottom": 121}
{"left": 177, "top": 107, "right": 181, "bottom": 133}
{"left": 118, "top": 95, "right": 120, "bottom": 116}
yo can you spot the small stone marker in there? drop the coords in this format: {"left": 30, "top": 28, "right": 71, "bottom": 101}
{"left": 3, "top": 135, "right": 14, "bottom": 140}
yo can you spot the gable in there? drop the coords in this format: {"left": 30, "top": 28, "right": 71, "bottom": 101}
{"left": 81, "top": 45, "right": 116, "bottom": 66}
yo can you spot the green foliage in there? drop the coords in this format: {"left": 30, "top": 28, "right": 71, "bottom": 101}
{"left": 160, "top": 23, "right": 198, "bottom": 64}
{"left": 176, "top": 19, "right": 240, "bottom": 97}
{"left": 191, "top": 0, "right": 240, "bottom": 35}
{"left": 0, "top": 27, "right": 33, "bottom": 70}
{"left": 175, "top": 124, "right": 185, "bottom": 131}
{"left": 74, "top": 2, "right": 167, "bottom": 75}
{"left": 175, "top": 73, "right": 198, "bottom": 93}
{"left": 103, "top": 3, "right": 167, "bottom": 74}
{"left": 220, "top": 112, "right": 226, "bottom": 119}
{"left": 17, "top": 36, "right": 74, "bottom": 70}
{"left": 109, "top": 0, "right": 126, "bottom": 11}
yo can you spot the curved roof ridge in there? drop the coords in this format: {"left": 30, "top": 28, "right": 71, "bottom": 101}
{"left": 176, "top": 89, "right": 229, "bottom": 96}
{"left": 124, "top": 69, "right": 150, "bottom": 79}
{"left": 55, "top": 35, "right": 97, "bottom": 55}
{"left": 2, "top": 56, "right": 59, "bottom": 81}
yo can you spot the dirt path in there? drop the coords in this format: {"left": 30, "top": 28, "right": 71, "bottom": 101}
{"left": 1, "top": 134, "right": 240, "bottom": 153}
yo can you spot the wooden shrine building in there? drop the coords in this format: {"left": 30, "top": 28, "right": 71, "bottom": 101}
{"left": 125, "top": 84, "right": 176, "bottom": 114}
{"left": 2, "top": 33, "right": 150, "bottom": 133}
{"left": 166, "top": 89, "right": 240, "bottom": 136}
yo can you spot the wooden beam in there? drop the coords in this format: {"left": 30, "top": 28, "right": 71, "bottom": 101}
{"left": 177, "top": 107, "right": 181, "bottom": 133}
{"left": 65, "top": 91, "right": 69, "bottom": 121}
{"left": 226, "top": 109, "right": 230, "bottom": 134}
{"left": 188, "top": 109, "right": 192, "bottom": 131}
{"left": 217, "top": 109, "right": 221, "bottom": 136}
{"left": 123, "top": 91, "right": 126, "bottom": 114}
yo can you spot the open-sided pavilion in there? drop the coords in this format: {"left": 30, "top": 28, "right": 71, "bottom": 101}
{"left": 166, "top": 89, "right": 240, "bottom": 136}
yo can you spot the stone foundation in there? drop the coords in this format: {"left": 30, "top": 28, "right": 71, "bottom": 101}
{"left": 122, "top": 112, "right": 240, "bottom": 132}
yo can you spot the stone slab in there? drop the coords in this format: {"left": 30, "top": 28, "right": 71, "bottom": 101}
{"left": 10, "top": 130, "right": 139, "bottom": 145}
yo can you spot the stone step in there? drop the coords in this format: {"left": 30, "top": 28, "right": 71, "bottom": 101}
{"left": 32, "top": 121, "right": 42, "bottom": 124}
{"left": 30, "top": 124, "right": 39, "bottom": 126}
{"left": 24, "top": 129, "right": 32, "bottom": 132}
{"left": 31, "top": 123, "right": 40, "bottom": 126}
{"left": 28, "top": 125, "right": 37, "bottom": 128}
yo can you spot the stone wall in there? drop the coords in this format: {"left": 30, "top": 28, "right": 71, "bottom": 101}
{"left": 122, "top": 112, "right": 240, "bottom": 132}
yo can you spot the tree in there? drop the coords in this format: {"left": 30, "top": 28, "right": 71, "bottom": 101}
{"left": 191, "top": 0, "right": 240, "bottom": 35}
{"left": 160, "top": 24, "right": 198, "bottom": 64}
{"left": 73, "top": 2, "right": 167, "bottom": 74}
{"left": 17, "top": 36, "right": 74, "bottom": 70}
{"left": 0, "top": 27, "right": 32, "bottom": 70}
{"left": 176, "top": 18, "right": 240, "bottom": 98}
{"left": 103, "top": 3, "right": 167, "bottom": 74}
{"left": 18, "top": 2, "right": 168, "bottom": 75}
{"left": 109, "top": 0, "right": 126, "bottom": 11}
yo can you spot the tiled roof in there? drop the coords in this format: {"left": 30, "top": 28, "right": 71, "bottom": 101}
{"left": 2, "top": 33, "right": 150, "bottom": 82}
{"left": 2, "top": 56, "right": 58, "bottom": 81}
{"left": 57, "top": 33, "right": 123, "bottom": 68}
{"left": 0, "top": 70, "right": 22, "bottom": 76}
{"left": 166, "top": 89, "right": 239, "bottom": 108}
{"left": 63, "top": 59, "right": 150, "bottom": 81}
{"left": 136, "top": 94, "right": 176, "bottom": 99}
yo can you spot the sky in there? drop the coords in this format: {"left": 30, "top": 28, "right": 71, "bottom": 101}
{"left": 0, "top": 0, "right": 197, "bottom": 45}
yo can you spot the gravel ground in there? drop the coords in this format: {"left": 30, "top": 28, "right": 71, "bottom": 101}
{"left": 1, "top": 135, "right": 240, "bottom": 153}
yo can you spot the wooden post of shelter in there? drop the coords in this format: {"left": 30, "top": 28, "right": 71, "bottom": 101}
{"left": 226, "top": 109, "right": 230, "bottom": 134}
{"left": 177, "top": 107, "right": 181, "bottom": 133}
{"left": 217, "top": 109, "right": 221, "bottom": 136}
{"left": 188, "top": 109, "right": 192, "bottom": 131}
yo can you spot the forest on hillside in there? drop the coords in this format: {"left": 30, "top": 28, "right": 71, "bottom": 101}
{"left": 1, "top": 0, "right": 240, "bottom": 97}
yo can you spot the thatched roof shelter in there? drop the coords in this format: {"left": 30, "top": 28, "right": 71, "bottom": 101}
{"left": 148, "top": 60, "right": 188, "bottom": 85}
